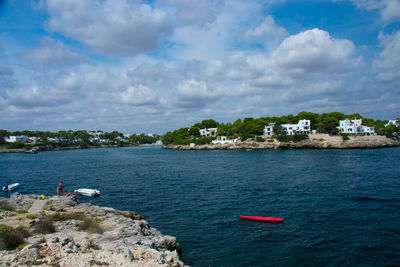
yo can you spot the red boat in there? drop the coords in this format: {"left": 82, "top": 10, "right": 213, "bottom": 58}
{"left": 239, "top": 215, "right": 283, "bottom": 222}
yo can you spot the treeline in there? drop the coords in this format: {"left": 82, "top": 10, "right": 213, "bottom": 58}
{"left": 162, "top": 111, "right": 399, "bottom": 145}
{"left": 0, "top": 129, "right": 159, "bottom": 148}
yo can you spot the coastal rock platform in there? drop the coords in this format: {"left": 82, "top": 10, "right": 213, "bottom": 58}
{"left": 164, "top": 134, "right": 400, "bottom": 150}
{"left": 0, "top": 194, "right": 184, "bottom": 267}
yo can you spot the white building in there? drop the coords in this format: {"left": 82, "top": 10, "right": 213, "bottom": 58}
{"left": 211, "top": 136, "right": 237, "bottom": 144}
{"left": 385, "top": 120, "right": 399, "bottom": 127}
{"left": 281, "top": 120, "right": 311, "bottom": 135}
{"left": 263, "top": 123, "right": 275, "bottom": 136}
{"left": 47, "top": 137, "right": 60, "bottom": 143}
{"left": 5, "top": 135, "right": 28, "bottom": 143}
{"left": 199, "top": 128, "right": 217, "bottom": 137}
{"left": 28, "top": 137, "right": 40, "bottom": 144}
{"left": 337, "top": 118, "right": 375, "bottom": 135}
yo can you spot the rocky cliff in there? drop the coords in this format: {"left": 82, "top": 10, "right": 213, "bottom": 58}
{"left": 0, "top": 194, "right": 184, "bottom": 267}
{"left": 164, "top": 134, "right": 400, "bottom": 150}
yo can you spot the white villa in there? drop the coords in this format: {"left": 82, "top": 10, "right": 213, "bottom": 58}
{"left": 4, "top": 135, "right": 28, "bottom": 143}
{"left": 385, "top": 120, "right": 399, "bottom": 127}
{"left": 199, "top": 128, "right": 217, "bottom": 137}
{"left": 263, "top": 123, "right": 275, "bottom": 136}
{"left": 281, "top": 120, "right": 311, "bottom": 135}
{"left": 211, "top": 136, "right": 237, "bottom": 145}
{"left": 337, "top": 118, "right": 375, "bottom": 135}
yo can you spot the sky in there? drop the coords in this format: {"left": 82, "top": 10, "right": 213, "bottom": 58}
{"left": 0, "top": 0, "right": 399, "bottom": 134}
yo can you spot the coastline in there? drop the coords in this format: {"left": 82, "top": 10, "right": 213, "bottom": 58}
{"left": 0, "top": 143, "right": 161, "bottom": 154}
{"left": 163, "top": 134, "right": 400, "bottom": 150}
{"left": 0, "top": 194, "right": 185, "bottom": 266}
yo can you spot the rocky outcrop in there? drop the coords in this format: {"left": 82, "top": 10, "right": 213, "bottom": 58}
{"left": 0, "top": 195, "right": 185, "bottom": 267}
{"left": 164, "top": 135, "right": 400, "bottom": 150}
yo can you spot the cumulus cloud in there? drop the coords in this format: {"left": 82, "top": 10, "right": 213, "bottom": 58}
{"left": 0, "top": 66, "right": 16, "bottom": 89}
{"left": 5, "top": 72, "right": 84, "bottom": 108}
{"left": 162, "top": 0, "right": 224, "bottom": 27}
{"left": 24, "top": 37, "right": 87, "bottom": 67}
{"left": 245, "top": 16, "right": 288, "bottom": 47}
{"left": 349, "top": 0, "right": 400, "bottom": 21}
{"left": 272, "top": 28, "right": 355, "bottom": 76}
{"left": 373, "top": 30, "right": 400, "bottom": 81}
{"left": 45, "top": 0, "right": 174, "bottom": 56}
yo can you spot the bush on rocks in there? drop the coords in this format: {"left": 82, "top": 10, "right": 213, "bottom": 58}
{"left": 0, "top": 225, "right": 27, "bottom": 250}
{"left": 34, "top": 220, "right": 55, "bottom": 234}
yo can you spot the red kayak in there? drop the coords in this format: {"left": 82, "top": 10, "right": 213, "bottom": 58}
{"left": 239, "top": 215, "right": 283, "bottom": 222}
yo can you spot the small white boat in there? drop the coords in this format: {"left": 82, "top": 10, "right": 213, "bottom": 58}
{"left": 2, "top": 183, "right": 19, "bottom": 192}
{"left": 74, "top": 188, "right": 100, "bottom": 197}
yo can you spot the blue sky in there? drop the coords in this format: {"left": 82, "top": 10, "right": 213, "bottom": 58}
{"left": 0, "top": 0, "right": 399, "bottom": 134}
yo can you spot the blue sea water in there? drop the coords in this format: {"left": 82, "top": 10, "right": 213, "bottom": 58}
{"left": 1, "top": 146, "right": 400, "bottom": 266}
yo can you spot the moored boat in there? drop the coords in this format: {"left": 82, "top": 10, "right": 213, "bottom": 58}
{"left": 239, "top": 215, "right": 283, "bottom": 222}
{"left": 2, "top": 183, "right": 19, "bottom": 192}
{"left": 74, "top": 188, "right": 100, "bottom": 197}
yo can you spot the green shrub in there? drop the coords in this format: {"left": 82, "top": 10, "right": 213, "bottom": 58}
{"left": 267, "top": 139, "right": 274, "bottom": 143}
{"left": 5, "top": 142, "right": 25, "bottom": 149}
{"left": 26, "top": 214, "right": 36, "bottom": 220}
{"left": 0, "top": 216, "right": 3, "bottom": 220}
{"left": 78, "top": 219, "right": 104, "bottom": 234}
{"left": 0, "top": 202, "right": 15, "bottom": 211}
{"left": 17, "top": 209, "right": 28, "bottom": 214}
{"left": 341, "top": 133, "right": 350, "bottom": 141}
{"left": 255, "top": 136, "right": 265, "bottom": 142}
{"left": 34, "top": 220, "right": 55, "bottom": 234}
{"left": 49, "top": 212, "right": 85, "bottom": 221}
{"left": 15, "top": 226, "right": 31, "bottom": 238}
{"left": 0, "top": 225, "right": 13, "bottom": 234}
{"left": 0, "top": 230, "right": 25, "bottom": 250}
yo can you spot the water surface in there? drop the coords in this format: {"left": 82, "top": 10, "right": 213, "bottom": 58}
{"left": 1, "top": 146, "right": 399, "bottom": 266}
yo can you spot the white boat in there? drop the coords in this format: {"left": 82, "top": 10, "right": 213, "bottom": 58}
{"left": 2, "top": 183, "right": 19, "bottom": 192}
{"left": 74, "top": 188, "right": 100, "bottom": 197}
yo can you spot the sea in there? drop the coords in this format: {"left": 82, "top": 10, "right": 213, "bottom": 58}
{"left": 1, "top": 146, "right": 399, "bottom": 266}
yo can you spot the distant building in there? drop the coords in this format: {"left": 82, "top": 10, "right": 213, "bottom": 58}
{"left": 385, "top": 120, "right": 399, "bottom": 127}
{"left": 199, "top": 128, "right": 217, "bottom": 137}
{"left": 281, "top": 120, "right": 311, "bottom": 135}
{"left": 337, "top": 118, "right": 375, "bottom": 135}
{"left": 5, "top": 135, "right": 28, "bottom": 143}
{"left": 28, "top": 137, "right": 40, "bottom": 144}
{"left": 263, "top": 123, "right": 275, "bottom": 136}
{"left": 47, "top": 137, "right": 60, "bottom": 143}
{"left": 211, "top": 136, "right": 237, "bottom": 144}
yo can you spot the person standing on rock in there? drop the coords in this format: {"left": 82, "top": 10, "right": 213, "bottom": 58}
{"left": 57, "top": 181, "right": 63, "bottom": 197}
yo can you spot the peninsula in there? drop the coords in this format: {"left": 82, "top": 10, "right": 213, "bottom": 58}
{"left": 0, "top": 194, "right": 185, "bottom": 266}
{"left": 162, "top": 112, "right": 400, "bottom": 150}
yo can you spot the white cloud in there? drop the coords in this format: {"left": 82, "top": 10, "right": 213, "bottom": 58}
{"left": 45, "top": 0, "right": 174, "bottom": 56}
{"left": 272, "top": 28, "right": 355, "bottom": 76}
{"left": 162, "top": 0, "right": 224, "bottom": 27}
{"left": 245, "top": 15, "right": 288, "bottom": 47}
{"left": 24, "top": 37, "right": 87, "bottom": 67}
{"left": 349, "top": 0, "right": 400, "bottom": 21}
{"left": 373, "top": 30, "right": 400, "bottom": 81}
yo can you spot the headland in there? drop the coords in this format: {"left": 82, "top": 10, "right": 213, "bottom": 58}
{"left": 0, "top": 194, "right": 184, "bottom": 267}
{"left": 164, "top": 134, "right": 400, "bottom": 150}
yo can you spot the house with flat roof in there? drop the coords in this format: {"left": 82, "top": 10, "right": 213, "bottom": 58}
{"left": 281, "top": 120, "right": 311, "bottom": 135}
{"left": 385, "top": 120, "right": 399, "bottom": 127}
{"left": 4, "top": 135, "right": 28, "bottom": 143}
{"left": 337, "top": 118, "right": 375, "bottom": 135}
{"left": 199, "top": 128, "right": 217, "bottom": 137}
{"left": 263, "top": 123, "right": 275, "bottom": 136}
{"left": 211, "top": 136, "right": 237, "bottom": 144}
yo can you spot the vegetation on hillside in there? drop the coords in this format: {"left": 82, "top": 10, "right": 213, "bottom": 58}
{"left": 0, "top": 129, "right": 159, "bottom": 149}
{"left": 162, "top": 112, "right": 399, "bottom": 145}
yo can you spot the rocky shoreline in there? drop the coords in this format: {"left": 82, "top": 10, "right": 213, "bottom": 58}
{"left": 0, "top": 144, "right": 161, "bottom": 154}
{"left": 163, "top": 134, "right": 400, "bottom": 150}
{"left": 0, "top": 194, "right": 185, "bottom": 266}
